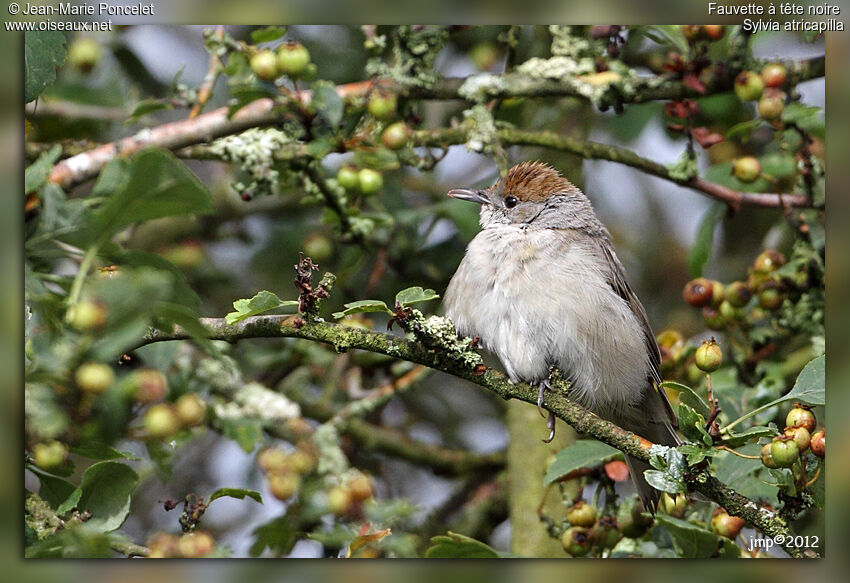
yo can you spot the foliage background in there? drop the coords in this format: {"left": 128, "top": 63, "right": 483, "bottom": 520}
{"left": 17, "top": 16, "right": 833, "bottom": 566}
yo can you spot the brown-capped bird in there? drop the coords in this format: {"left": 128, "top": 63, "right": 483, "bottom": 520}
{"left": 444, "top": 161, "right": 680, "bottom": 511}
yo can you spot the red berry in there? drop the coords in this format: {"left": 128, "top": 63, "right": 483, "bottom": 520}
{"left": 810, "top": 429, "right": 825, "bottom": 458}
{"left": 683, "top": 277, "right": 714, "bottom": 308}
{"left": 132, "top": 369, "right": 167, "bottom": 404}
{"left": 704, "top": 25, "right": 725, "bottom": 40}
{"left": 760, "top": 64, "right": 788, "bottom": 88}
{"left": 702, "top": 306, "right": 726, "bottom": 330}
{"left": 711, "top": 509, "right": 745, "bottom": 539}
{"left": 681, "top": 25, "right": 704, "bottom": 41}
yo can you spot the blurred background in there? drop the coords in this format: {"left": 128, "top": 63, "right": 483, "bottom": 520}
{"left": 12, "top": 16, "right": 837, "bottom": 574}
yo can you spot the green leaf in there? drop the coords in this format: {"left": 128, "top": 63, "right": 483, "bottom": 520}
{"left": 127, "top": 99, "right": 173, "bottom": 123}
{"left": 425, "top": 532, "right": 500, "bottom": 558}
{"left": 544, "top": 440, "right": 621, "bottom": 484}
{"left": 721, "top": 426, "right": 772, "bottom": 448}
{"left": 25, "top": 31, "right": 67, "bottom": 103}
{"left": 654, "top": 515, "right": 721, "bottom": 558}
{"left": 676, "top": 443, "right": 716, "bottom": 465}
{"left": 70, "top": 442, "right": 141, "bottom": 461}
{"left": 725, "top": 119, "right": 763, "bottom": 141}
{"left": 208, "top": 488, "right": 263, "bottom": 504}
{"left": 30, "top": 469, "right": 77, "bottom": 510}
{"left": 55, "top": 488, "right": 82, "bottom": 516}
{"left": 311, "top": 80, "right": 344, "bottom": 128}
{"left": 713, "top": 444, "right": 778, "bottom": 505}
{"left": 688, "top": 203, "right": 725, "bottom": 277}
{"left": 88, "top": 148, "right": 213, "bottom": 245}
{"left": 644, "top": 470, "right": 686, "bottom": 494}
{"left": 251, "top": 26, "right": 287, "bottom": 43}
{"left": 25, "top": 145, "right": 62, "bottom": 193}
{"left": 781, "top": 103, "right": 824, "bottom": 140}
{"left": 395, "top": 286, "right": 440, "bottom": 307}
{"left": 76, "top": 461, "right": 139, "bottom": 532}
{"left": 219, "top": 417, "right": 265, "bottom": 452}
{"left": 777, "top": 355, "right": 824, "bottom": 407}
{"left": 225, "top": 290, "right": 299, "bottom": 324}
{"left": 332, "top": 299, "right": 391, "bottom": 319}
{"left": 677, "top": 402, "right": 713, "bottom": 446}
{"left": 250, "top": 513, "right": 298, "bottom": 557}
{"left": 661, "top": 381, "right": 710, "bottom": 418}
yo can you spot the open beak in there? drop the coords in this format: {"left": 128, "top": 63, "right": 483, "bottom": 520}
{"left": 447, "top": 188, "right": 489, "bottom": 205}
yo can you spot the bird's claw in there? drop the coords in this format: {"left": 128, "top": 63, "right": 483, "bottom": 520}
{"left": 542, "top": 410, "right": 556, "bottom": 443}
{"left": 537, "top": 378, "right": 551, "bottom": 418}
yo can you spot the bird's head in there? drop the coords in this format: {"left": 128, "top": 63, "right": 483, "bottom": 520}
{"left": 448, "top": 161, "right": 602, "bottom": 232}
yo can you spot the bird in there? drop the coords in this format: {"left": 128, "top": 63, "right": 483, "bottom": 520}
{"left": 443, "top": 160, "right": 680, "bottom": 511}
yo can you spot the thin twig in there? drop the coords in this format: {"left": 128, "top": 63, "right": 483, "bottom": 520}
{"left": 189, "top": 26, "right": 225, "bottom": 119}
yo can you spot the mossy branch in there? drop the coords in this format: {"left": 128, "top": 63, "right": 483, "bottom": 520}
{"left": 133, "top": 313, "right": 815, "bottom": 558}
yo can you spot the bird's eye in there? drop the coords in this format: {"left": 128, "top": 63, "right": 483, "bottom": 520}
{"left": 504, "top": 196, "right": 519, "bottom": 209}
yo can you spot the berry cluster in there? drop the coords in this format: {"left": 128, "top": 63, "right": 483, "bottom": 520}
{"left": 761, "top": 404, "right": 824, "bottom": 469}
{"left": 249, "top": 42, "right": 314, "bottom": 81}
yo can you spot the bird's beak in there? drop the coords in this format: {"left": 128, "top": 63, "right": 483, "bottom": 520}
{"left": 447, "top": 188, "right": 489, "bottom": 205}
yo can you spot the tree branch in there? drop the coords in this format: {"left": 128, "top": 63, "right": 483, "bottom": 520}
{"left": 133, "top": 314, "right": 815, "bottom": 558}
{"left": 47, "top": 54, "right": 823, "bottom": 191}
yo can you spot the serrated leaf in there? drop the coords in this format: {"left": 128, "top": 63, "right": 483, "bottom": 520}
{"left": 676, "top": 443, "right": 715, "bottom": 465}
{"left": 251, "top": 26, "right": 287, "bottom": 43}
{"left": 781, "top": 103, "right": 824, "bottom": 139}
{"left": 332, "top": 299, "right": 391, "bottom": 319}
{"left": 688, "top": 203, "right": 725, "bottom": 277}
{"left": 677, "top": 402, "right": 713, "bottom": 446}
{"left": 75, "top": 461, "right": 139, "bottom": 532}
{"left": 655, "top": 514, "right": 720, "bottom": 558}
{"left": 225, "top": 290, "right": 299, "bottom": 324}
{"left": 395, "top": 286, "right": 440, "bottom": 307}
{"left": 88, "top": 149, "right": 213, "bottom": 245}
{"left": 219, "top": 417, "right": 264, "bottom": 452}
{"left": 250, "top": 513, "right": 298, "bottom": 557}
{"left": 425, "top": 532, "right": 500, "bottom": 558}
{"left": 209, "top": 487, "right": 263, "bottom": 504}
{"left": 25, "top": 31, "right": 67, "bottom": 103}
{"left": 661, "top": 381, "right": 710, "bottom": 418}
{"left": 311, "top": 80, "right": 344, "bottom": 129}
{"left": 544, "top": 440, "right": 621, "bottom": 484}
{"left": 25, "top": 145, "right": 62, "bottom": 193}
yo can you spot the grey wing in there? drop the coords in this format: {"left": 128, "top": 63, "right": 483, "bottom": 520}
{"left": 595, "top": 236, "right": 678, "bottom": 430}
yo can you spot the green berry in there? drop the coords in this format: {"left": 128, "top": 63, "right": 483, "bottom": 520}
{"left": 469, "top": 42, "right": 500, "bottom": 70}
{"left": 753, "top": 250, "right": 786, "bottom": 273}
{"left": 268, "top": 472, "right": 301, "bottom": 501}
{"left": 659, "top": 493, "right": 687, "bottom": 517}
{"left": 695, "top": 339, "right": 723, "bottom": 373}
{"left": 757, "top": 280, "right": 784, "bottom": 311}
{"left": 770, "top": 436, "right": 800, "bottom": 468}
{"left": 783, "top": 425, "right": 811, "bottom": 452}
{"left": 758, "top": 89, "right": 785, "bottom": 121}
{"left": 143, "top": 403, "right": 181, "bottom": 439}
{"left": 381, "top": 121, "right": 411, "bottom": 150}
{"left": 566, "top": 501, "right": 597, "bottom": 527}
{"left": 250, "top": 50, "right": 279, "bottom": 81}
{"left": 32, "top": 441, "right": 68, "bottom": 470}
{"left": 257, "top": 447, "right": 290, "bottom": 474}
{"left": 701, "top": 306, "right": 726, "bottom": 331}
{"left": 357, "top": 168, "right": 383, "bottom": 195}
{"left": 276, "top": 42, "right": 310, "bottom": 76}
{"left": 288, "top": 449, "right": 317, "bottom": 475}
{"left": 336, "top": 165, "right": 360, "bottom": 191}
{"left": 681, "top": 25, "right": 704, "bottom": 41}
{"left": 725, "top": 281, "right": 752, "bottom": 307}
{"left": 348, "top": 474, "right": 373, "bottom": 502}
{"left": 175, "top": 393, "right": 206, "bottom": 426}
{"left": 178, "top": 531, "right": 215, "bottom": 558}
{"left": 68, "top": 38, "right": 102, "bottom": 73}
{"left": 75, "top": 362, "right": 115, "bottom": 394}
{"left": 367, "top": 93, "right": 397, "bottom": 120}
{"left": 69, "top": 300, "right": 107, "bottom": 331}
{"left": 785, "top": 405, "right": 816, "bottom": 432}
{"left": 734, "top": 71, "right": 764, "bottom": 102}
{"left": 302, "top": 233, "right": 333, "bottom": 262}
{"left": 733, "top": 156, "right": 761, "bottom": 183}
{"left": 719, "top": 299, "right": 743, "bottom": 323}
{"left": 327, "top": 486, "right": 352, "bottom": 515}
{"left": 561, "top": 526, "right": 591, "bottom": 557}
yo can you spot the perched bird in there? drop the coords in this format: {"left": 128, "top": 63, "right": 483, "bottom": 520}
{"left": 443, "top": 161, "right": 680, "bottom": 511}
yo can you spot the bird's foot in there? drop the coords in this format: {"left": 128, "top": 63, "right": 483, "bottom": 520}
{"left": 543, "top": 411, "right": 556, "bottom": 443}
{"left": 536, "top": 378, "right": 551, "bottom": 418}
